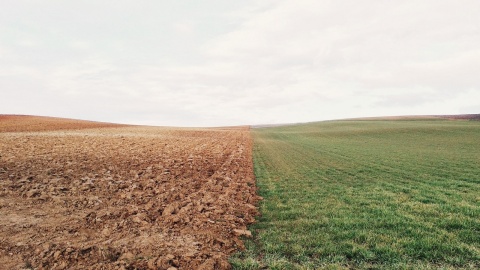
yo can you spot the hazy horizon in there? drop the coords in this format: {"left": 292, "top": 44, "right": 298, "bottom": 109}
{"left": 2, "top": 1, "right": 479, "bottom": 127}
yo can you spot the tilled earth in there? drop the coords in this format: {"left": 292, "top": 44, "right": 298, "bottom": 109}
{"left": 0, "top": 116, "right": 259, "bottom": 269}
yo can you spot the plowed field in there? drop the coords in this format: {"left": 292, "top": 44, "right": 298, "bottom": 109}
{"left": 0, "top": 116, "right": 259, "bottom": 270}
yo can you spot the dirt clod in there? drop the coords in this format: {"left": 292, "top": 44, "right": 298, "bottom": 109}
{"left": 0, "top": 116, "right": 259, "bottom": 269}
{"left": 233, "top": 229, "right": 252, "bottom": 238}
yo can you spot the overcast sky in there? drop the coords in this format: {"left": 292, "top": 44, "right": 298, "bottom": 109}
{"left": 1, "top": 1, "right": 479, "bottom": 126}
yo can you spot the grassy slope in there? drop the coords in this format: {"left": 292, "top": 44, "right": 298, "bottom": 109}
{"left": 231, "top": 120, "right": 480, "bottom": 269}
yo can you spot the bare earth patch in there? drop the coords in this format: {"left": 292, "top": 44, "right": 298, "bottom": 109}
{"left": 0, "top": 115, "right": 127, "bottom": 132}
{"left": 0, "top": 116, "right": 259, "bottom": 269}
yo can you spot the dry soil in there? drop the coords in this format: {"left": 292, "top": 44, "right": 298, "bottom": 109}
{"left": 0, "top": 116, "right": 259, "bottom": 270}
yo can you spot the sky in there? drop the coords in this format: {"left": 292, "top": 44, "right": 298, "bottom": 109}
{"left": 1, "top": 0, "right": 479, "bottom": 127}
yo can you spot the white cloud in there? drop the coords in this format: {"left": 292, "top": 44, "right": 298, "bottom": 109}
{"left": 1, "top": 0, "right": 479, "bottom": 126}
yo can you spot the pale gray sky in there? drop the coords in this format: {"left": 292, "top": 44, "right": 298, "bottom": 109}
{"left": 1, "top": 0, "right": 479, "bottom": 126}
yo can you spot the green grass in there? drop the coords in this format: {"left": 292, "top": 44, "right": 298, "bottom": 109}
{"left": 231, "top": 120, "right": 480, "bottom": 269}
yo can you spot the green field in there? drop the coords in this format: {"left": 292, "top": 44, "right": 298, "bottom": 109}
{"left": 231, "top": 120, "right": 480, "bottom": 269}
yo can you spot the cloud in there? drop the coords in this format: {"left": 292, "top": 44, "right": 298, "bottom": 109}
{"left": 1, "top": 0, "right": 479, "bottom": 126}
{"left": 197, "top": 0, "right": 480, "bottom": 121}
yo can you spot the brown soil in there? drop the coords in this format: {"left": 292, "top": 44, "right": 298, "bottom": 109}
{"left": 0, "top": 116, "right": 259, "bottom": 270}
{"left": 0, "top": 115, "right": 126, "bottom": 132}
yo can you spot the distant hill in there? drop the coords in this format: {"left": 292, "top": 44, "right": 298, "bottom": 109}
{"left": 2, "top": 114, "right": 478, "bottom": 133}
{"left": 253, "top": 114, "right": 480, "bottom": 129}
{"left": 437, "top": 114, "right": 480, "bottom": 120}
{"left": 345, "top": 114, "right": 480, "bottom": 121}
{"left": 0, "top": 115, "right": 126, "bottom": 132}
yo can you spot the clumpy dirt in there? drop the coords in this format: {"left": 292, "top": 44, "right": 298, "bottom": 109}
{"left": 0, "top": 116, "right": 259, "bottom": 269}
